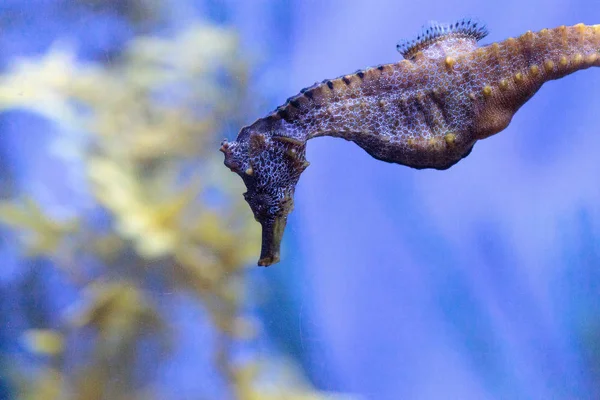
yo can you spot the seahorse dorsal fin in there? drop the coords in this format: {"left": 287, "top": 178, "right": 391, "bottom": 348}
{"left": 397, "top": 18, "right": 488, "bottom": 60}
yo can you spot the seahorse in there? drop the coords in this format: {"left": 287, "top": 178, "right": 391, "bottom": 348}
{"left": 220, "top": 19, "right": 600, "bottom": 266}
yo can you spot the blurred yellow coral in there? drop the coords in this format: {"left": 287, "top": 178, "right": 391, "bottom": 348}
{"left": 24, "top": 368, "right": 63, "bottom": 400}
{"left": 22, "top": 330, "right": 64, "bottom": 356}
{"left": 74, "top": 282, "right": 164, "bottom": 338}
{"left": 0, "top": 22, "right": 257, "bottom": 268}
{"left": 0, "top": 197, "right": 78, "bottom": 258}
{"left": 0, "top": 20, "right": 334, "bottom": 400}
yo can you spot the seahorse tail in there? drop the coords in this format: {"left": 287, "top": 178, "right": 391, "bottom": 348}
{"left": 517, "top": 24, "right": 600, "bottom": 83}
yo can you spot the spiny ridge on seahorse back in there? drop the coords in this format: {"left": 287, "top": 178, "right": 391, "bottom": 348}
{"left": 222, "top": 19, "right": 600, "bottom": 266}
{"left": 264, "top": 68, "right": 378, "bottom": 126}
{"left": 397, "top": 17, "right": 489, "bottom": 60}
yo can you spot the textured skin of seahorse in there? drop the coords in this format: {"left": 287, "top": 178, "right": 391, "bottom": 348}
{"left": 221, "top": 21, "right": 600, "bottom": 266}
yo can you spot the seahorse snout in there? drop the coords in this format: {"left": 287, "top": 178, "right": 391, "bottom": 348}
{"left": 244, "top": 189, "right": 294, "bottom": 266}
{"left": 257, "top": 215, "right": 288, "bottom": 266}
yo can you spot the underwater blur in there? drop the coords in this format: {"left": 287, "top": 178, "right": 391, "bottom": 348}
{"left": 1, "top": 0, "right": 600, "bottom": 399}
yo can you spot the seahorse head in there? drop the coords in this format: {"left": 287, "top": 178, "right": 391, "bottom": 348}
{"left": 221, "top": 121, "right": 308, "bottom": 266}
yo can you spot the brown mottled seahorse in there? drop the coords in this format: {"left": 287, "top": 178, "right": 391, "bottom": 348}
{"left": 220, "top": 19, "right": 600, "bottom": 266}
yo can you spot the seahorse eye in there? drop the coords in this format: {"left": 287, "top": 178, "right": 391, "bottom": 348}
{"left": 243, "top": 192, "right": 275, "bottom": 222}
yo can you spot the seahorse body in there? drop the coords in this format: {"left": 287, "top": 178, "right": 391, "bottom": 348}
{"left": 221, "top": 19, "right": 600, "bottom": 266}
